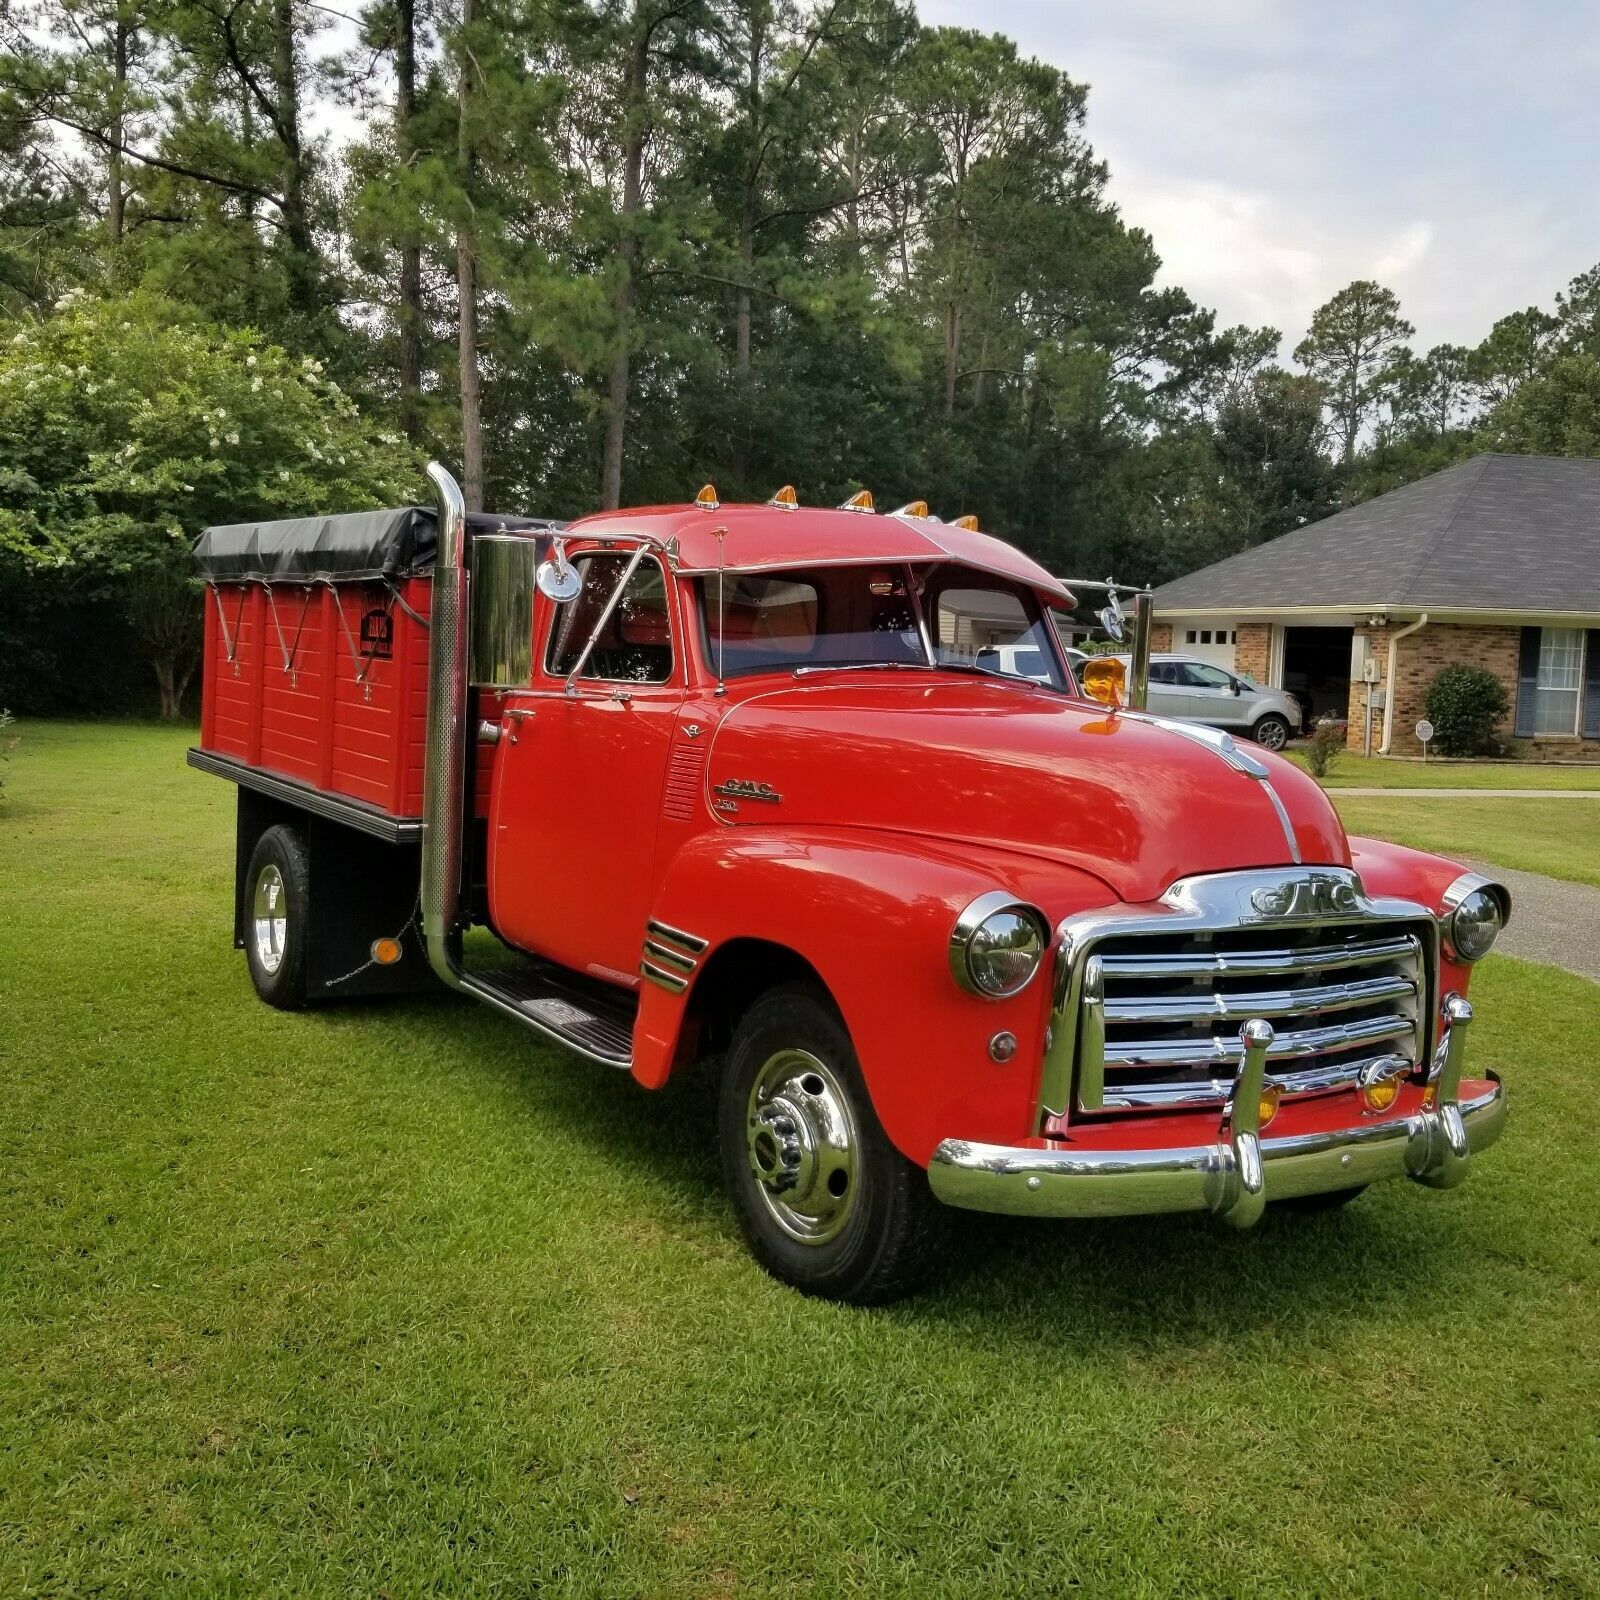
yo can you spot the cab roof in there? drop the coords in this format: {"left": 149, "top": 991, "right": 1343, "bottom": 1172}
{"left": 564, "top": 501, "right": 1073, "bottom": 606}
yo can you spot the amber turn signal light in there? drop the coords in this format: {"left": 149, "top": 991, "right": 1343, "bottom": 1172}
{"left": 1079, "top": 656, "right": 1126, "bottom": 707}
{"left": 1257, "top": 1084, "right": 1282, "bottom": 1130}
{"left": 371, "top": 936, "right": 404, "bottom": 966}
{"left": 1362, "top": 1076, "right": 1403, "bottom": 1114}
{"left": 694, "top": 483, "right": 720, "bottom": 509}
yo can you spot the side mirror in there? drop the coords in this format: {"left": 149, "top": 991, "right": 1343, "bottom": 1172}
{"left": 536, "top": 537, "right": 581, "bottom": 602}
{"left": 1230, "top": 679, "right": 1242, "bottom": 696}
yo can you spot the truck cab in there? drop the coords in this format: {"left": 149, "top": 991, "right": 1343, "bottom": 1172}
{"left": 191, "top": 469, "right": 1511, "bottom": 1303}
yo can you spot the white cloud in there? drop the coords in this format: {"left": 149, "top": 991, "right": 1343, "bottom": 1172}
{"left": 918, "top": 0, "right": 1600, "bottom": 352}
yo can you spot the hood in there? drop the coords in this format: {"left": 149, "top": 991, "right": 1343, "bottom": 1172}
{"left": 706, "top": 678, "right": 1348, "bottom": 905}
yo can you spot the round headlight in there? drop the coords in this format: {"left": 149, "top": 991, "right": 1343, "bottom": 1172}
{"left": 950, "top": 893, "right": 1048, "bottom": 998}
{"left": 1448, "top": 886, "right": 1503, "bottom": 962}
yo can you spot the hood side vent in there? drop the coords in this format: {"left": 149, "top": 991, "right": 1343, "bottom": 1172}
{"left": 663, "top": 741, "right": 707, "bottom": 821}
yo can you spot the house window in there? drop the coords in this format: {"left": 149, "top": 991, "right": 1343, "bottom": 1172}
{"left": 1534, "top": 628, "right": 1584, "bottom": 735}
{"left": 1184, "top": 630, "right": 1197, "bottom": 643}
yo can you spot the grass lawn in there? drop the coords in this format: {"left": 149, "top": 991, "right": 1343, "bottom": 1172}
{"left": 1287, "top": 750, "right": 1600, "bottom": 789}
{"left": 1334, "top": 794, "right": 1600, "bottom": 888}
{"left": 5, "top": 721, "right": 1600, "bottom": 1596}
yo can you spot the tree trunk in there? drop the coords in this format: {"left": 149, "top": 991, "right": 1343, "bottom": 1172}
{"left": 458, "top": 242, "right": 483, "bottom": 510}
{"left": 155, "top": 657, "right": 178, "bottom": 721}
{"left": 272, "top": 0, "right": 316, "bottom": 314}
{"left": 239, "top": 88, "right": 259, "bottom": 322}
{"left": 107, "top": 15, "right": 129, "bottom": 246}
{"left": 396, "top": 0, "right": 423, "bottom": 441}
{"left": 600, "top": 19, "right": 649, "bottom": 511}
{"left": 943, "top": 301, "right": 961, "bottom": 419}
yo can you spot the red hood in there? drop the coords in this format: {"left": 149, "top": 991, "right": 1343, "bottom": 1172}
{"left": 707, "top": 678, "right": 1349, "bottom": 904}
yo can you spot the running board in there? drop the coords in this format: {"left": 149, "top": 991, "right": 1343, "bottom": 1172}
{"left": 458, "top": 954, "right": 636, "bottom": 1068}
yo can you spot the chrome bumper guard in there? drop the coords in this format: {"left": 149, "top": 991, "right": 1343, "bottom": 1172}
{"left": 929, "top": 997, "right": 1505, "bottom": 1223}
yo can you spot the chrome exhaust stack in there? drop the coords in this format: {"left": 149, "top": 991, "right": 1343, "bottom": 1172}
{"left": 422, "top": 460, "right": 469, "bottom": 991}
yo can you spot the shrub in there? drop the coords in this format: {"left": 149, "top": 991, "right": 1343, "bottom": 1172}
{"left": 1304, "top": 716, "right": 1344, "bottom": 779}
{"left": 1423, "top": 665, "right": 1510, "bottom": 757}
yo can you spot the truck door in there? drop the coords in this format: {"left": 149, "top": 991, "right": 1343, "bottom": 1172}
{"left": 487, "top": 550, "right": 683, "bottom": 984}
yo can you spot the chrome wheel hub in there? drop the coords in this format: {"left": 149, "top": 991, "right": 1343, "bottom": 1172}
{"left": 252, "top": 863, "right": 288, "bottom": 976}
{"left": 746, "top": 1048, "right": 859, "bottom": 1245}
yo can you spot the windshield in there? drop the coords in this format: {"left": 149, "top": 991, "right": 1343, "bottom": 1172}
{"left": 700, "top": 565, "right": 1065, "bottom": 688}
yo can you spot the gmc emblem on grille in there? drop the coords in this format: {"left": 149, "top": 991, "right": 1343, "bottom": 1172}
{"left": 1251, "top": 875, "right": 1359, "bottom": 919}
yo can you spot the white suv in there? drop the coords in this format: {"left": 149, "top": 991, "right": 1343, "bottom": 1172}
{"left": 1112, "top": 653, "right": 1302, "bottom": 750}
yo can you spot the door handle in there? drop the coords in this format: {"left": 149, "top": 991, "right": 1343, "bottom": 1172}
{"left": 503, "top": 707, "right": 537, "bottom": 744}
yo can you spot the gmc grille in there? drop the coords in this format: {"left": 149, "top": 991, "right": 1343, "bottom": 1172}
{"left": 1075, "top": 922, "right": 1431, "bottom": 1112}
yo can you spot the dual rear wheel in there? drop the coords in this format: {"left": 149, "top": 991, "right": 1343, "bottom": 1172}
{"left": 244, "top": 824, "right": 310, "bottom": 1009}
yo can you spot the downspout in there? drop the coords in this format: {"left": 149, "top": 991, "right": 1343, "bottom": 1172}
{"left": 422, "top": 460, "right": 469, "bottom": 990}
{"left": 1379, "top": 614, "right": 1428, "bottom": 755}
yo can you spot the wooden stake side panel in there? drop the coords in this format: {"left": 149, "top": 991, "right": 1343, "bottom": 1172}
{"left": 198, "top": 574, "right": 444, "bottom": 824}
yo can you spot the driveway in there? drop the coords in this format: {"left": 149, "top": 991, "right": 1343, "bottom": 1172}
{"left": 1468, "top": 860, "right": 1600, "bottom": 984}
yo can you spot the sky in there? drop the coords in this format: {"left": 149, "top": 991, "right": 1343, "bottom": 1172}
{"left": 918, "top": 0, "right": 1600, "bottom": 358}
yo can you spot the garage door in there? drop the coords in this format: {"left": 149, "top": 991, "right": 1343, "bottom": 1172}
{"left": 1177, "top": 624, "right": 1239, "bottom": 671}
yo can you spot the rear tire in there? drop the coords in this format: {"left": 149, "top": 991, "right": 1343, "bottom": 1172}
{"left": 1274, "top": 1185, "right": 1367, "bottom": 1213}
{"left": 244, "top": 823, "right": 310, "bottom": 1010}
{"left": 1252, "top": 713, "right": 1291, "bottom": 751}
{"left": 718, "top": 982, "right": 939, "bottom": 1304}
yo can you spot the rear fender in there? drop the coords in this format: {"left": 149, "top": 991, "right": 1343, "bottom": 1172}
{"left": 633, "top": 826, "right": 1115, "bottom": 1165}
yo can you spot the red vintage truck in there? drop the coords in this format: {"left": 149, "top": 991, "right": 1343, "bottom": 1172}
{"left": 190, "top": 464, "right": 1510, "bottom": 1302}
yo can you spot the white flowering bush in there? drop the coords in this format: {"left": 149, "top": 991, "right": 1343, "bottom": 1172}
{"left": 0, "top": 293, "right": 424, "bottom": 715}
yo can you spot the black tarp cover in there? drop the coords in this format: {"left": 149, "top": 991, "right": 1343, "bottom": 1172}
{"left": 193, "top": 506, "right": 564, "bottom": 584}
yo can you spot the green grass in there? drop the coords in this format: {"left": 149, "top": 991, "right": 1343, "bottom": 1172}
{"left": 1288, "top": 751, "right": 1600, "bottom": 789}
{"left": 1335, "top": 794, "right": 1600, "bottom": 888}
{"left": 5, "top": 721, "right": 1600, "bottom": 1596}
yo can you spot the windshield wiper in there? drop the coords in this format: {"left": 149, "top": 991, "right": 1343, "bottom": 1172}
{"left": 792, "top": 661, "right": 932, "bottom": 677}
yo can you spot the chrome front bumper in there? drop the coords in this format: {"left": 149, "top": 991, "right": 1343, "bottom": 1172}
{"left": 929, "top": 997, "right": 1505, "bottom": 1225}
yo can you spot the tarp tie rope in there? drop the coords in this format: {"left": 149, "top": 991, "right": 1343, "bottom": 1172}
{"left": 321, "top": 579, "right": 376, "bottom": 697}
{"left": 209, "top": 583, "right": 247, "bottom": 675}
{"left": 264, "top": 583, "right": 314, "bottom": 685}
{"left": 385, "top": 577, "right": 430, "bottom": 629}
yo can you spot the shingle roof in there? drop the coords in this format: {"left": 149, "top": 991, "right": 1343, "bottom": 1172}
{"left": 1151, "top": 453, "right": 1600, "bottom": 615}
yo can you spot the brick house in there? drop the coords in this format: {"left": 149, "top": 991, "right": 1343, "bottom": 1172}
{"left": 1148, "top": 453, "right": 1600, "bottom": 758}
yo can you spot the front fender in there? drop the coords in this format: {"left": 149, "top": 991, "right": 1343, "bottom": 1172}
{"left": 633, "top": 826, "right": 1117, "bottom": 1165}
{"left": 1348, "top": 834, "right": 1505, "bottom": 1001}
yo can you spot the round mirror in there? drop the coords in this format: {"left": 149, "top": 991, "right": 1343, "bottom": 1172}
{"left": 536, "top": 543, "right": 581, "bottom": 603}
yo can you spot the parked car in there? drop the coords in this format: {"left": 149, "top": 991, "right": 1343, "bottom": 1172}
{"left": 1111, "top": 653, "right": 1302, "bottom": 749}
{"left": 982, "top": 641, "right": 1086, "bottom": 684}
{"left": 189, "top": 472, "right": 1509, "bottom": 1303}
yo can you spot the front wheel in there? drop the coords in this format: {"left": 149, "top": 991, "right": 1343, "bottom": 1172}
{"left": 1252, "top": 713, "right": 1291, "bottom": 751}
{"left": 718, "top": 983, "right": 939, "bottom": 1304}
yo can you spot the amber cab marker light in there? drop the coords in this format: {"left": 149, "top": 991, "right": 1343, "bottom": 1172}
{"left": 767, "top": 484, "right": 799, "bottom": 509}
{"left": 893, "top": 500, "right": 930, "bottom": 519}
{"left": 695, "top": 483, "right": 720, "bottom": 509}
{"left": 1079, "top": 656, "right": 1126, "bottom": 708}
{"left": 839, "top": 489, "right": 875, "bottom": 513}
{"left": 952, "top": 513, "right": 980, "bottom": 531}
{"left": 371, "top": 936, "right": 404, "bottom": 966}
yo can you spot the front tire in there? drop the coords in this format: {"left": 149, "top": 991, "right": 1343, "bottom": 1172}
{"left": 1252, "top": 713, "right": 1291, "bottom": 751}
{"left": 718, "top": 983, "right": 938, "bottom": 1304}
{"left": 244, "top": 823, "right": 310, "bottom": 1010}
